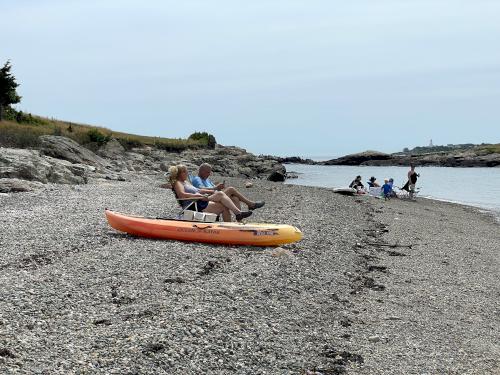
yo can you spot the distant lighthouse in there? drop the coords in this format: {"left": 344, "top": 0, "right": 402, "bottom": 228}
{"left": 429, "top": 139, "right": 434, "bottom": 147}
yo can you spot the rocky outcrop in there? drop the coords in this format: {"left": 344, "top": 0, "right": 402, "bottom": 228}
{"left": 0, "top": 136, "right": 289, "bottom": 192}
{"left": 97, "top": 138, "right": 125, "bottom": 158}
{"left": 0, "top": 178, "right": 45, "bottom": 193}
{"left": 319, "top": 149, "right": 500, "bottom": 167}
{"left": 322, "top": 151, "right": 392, "bottom": 166}
{"left": 277, "top": 156, "right": 316, "bottom": 165}
{"left": 0, "top": 148, "right": 88, "bottom": 185}
{"left": 39, "top": 135, "right": 111, "bottom": 169}
{"left": 179, "top": 145, "right": 284, "bottom": 179}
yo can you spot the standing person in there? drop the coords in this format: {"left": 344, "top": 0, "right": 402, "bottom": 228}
{"left": 349, "top": 175, "right": 364, "bottom": 191}
{"left": 168, "top": 164, "right": 253, "bottom": 222}
{"left": 191, "top": 163, "right": 265, "bottom": 211}
{"left": 407, "top": 164, "right": 420, "bottom": 199}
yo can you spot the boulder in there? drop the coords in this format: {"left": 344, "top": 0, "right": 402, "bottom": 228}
{"left": 125, "top": 152, "right": 146, "bottom": 163}
{"left": 97, "top": 138, "right": 125, "bottom": 158}
{"left": 0, "top": 148, "right": 88, "bottom": 184}
{"left": 238, "top": 166, "right": 257, "bottom": 178}
{"left": 39, "top": 135, "right": 110, "bottom": 169}
{"left": 0, "top": 178, "right": 45, "bottom": 193}
{"left": 267, "top": 164, "right": 287, "bottom": 182}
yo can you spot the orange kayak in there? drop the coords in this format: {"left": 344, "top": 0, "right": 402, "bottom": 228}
{"left": 105, "top": 210, "right": 303, "bottom": 246}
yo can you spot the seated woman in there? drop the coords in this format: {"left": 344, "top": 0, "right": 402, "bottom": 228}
{"left": 349, "top": 175, "right": 365, "bottom": 191}
{"left": 168, "top": 164, "right": 252, "bottom": 222}
{"left": 367, "top": 176, "right": 380, "bottom": 188}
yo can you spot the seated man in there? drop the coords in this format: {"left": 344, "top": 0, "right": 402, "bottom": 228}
{"left": 191, "top": 163, "right": 265, "bottom": 211}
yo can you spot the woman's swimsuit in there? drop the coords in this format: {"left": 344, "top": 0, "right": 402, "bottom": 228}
{"left": 409, "top": 171, "right": 418, "bottom": 184}
{"left": 181, "top": 183, "right": 209, "bottom": 211}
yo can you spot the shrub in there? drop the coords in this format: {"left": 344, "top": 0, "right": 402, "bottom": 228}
{"left": 87, "top": 128, "right": 110, "bottom": 145}
{"left": 188, "top": 132, "right": 217, "bottom": 149}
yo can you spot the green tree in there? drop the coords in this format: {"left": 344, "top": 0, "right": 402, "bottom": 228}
{"left": 0, "top": 61, "right": 22, "bottom": 121}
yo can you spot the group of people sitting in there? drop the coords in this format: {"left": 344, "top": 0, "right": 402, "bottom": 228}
{"left": 349, "top": 165, "right": 420, "bottom": 199}
{"left": 165, "top": 163, "right": 265, "bottom": 222}
{"left": 349, "top": 175, "right": 395, "bottom": 198}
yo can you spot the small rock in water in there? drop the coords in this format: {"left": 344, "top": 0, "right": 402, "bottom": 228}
{"left": 245, "top": 181, "right": 253, "bottom": 188}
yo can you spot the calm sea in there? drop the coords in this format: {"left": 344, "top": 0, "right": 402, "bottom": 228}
{"left": 284, "top": 164, "right": 500, "bottom": 219}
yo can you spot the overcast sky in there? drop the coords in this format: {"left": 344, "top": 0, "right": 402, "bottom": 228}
{"left": 2, "top": 0, "right": 500, "bottom": 156}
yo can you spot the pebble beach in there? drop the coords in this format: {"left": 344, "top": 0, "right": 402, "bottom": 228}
{"left": 1, "top": 174, "right": 499, "bottom": 374}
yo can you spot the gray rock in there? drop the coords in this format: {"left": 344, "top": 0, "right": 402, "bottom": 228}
{"left": 97, "top": 138, "right": 125, "bottom": 158}
{"left": 267, "top": 164, "right": 287, "bottom": 182}
{"left": 323, "top": 151, "right": 391, "bottom": 166}
{"left": 0, "top": 148, "right": 87, "bottom": 184}
{"left": 125, "top": 152, "right": 146, "bottom": 163}
{"left": 39, "top": 135, "right": 110, "bottom": 169}
{"left": 0, "top": 178, "right": 45, "bottom": 193}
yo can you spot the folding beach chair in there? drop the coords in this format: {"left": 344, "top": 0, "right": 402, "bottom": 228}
{"left": 396, "top": 181, "right": 420, "bottom": 200}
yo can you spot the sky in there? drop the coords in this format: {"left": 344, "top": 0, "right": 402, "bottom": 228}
{"left": 2, "top": 0, "right": 500, "bottom": 157}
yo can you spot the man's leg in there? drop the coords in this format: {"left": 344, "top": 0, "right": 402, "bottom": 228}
{"left": 204, "top": 202, "right": 231, "bottom": 222}
{"left": 230, "top": 196, "right": 241, "bottom": 210}
{"left": 223, "top": 187, "right": 253, "bottom": 208}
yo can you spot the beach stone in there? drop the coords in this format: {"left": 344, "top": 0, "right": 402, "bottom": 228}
{"left": 271, "top": 247, "right": 293, "bottom": 257}
{"left": 368, "top": 335, "right": 381, "bottom": 342}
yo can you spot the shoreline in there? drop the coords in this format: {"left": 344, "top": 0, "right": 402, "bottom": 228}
{"left": 283, "top": 163, "right": 500, "bottom": 223}
{"left": 1, "top": 175, "right": 499, "bottom": 374}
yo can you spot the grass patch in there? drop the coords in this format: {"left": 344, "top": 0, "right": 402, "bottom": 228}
{"left": 0, "top": 114, "right": 208, "bottom": 152}
{"left": 476, "top": 144, "right": 500, "bottom": 154}
{"left": 0, "top": 120, "right": 49, "bottom": 148}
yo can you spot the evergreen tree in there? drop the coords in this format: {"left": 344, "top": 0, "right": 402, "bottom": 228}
{"left": 0, "top": 60, "right": 22, "bottom": 121}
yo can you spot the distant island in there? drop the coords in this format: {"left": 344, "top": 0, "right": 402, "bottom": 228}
{"left": 279, "top": 143, "right": 500, "bottom": 168}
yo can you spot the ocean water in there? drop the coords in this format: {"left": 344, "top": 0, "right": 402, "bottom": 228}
{"left": 284, "top": 164, "right": 500, "bottom": 218}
